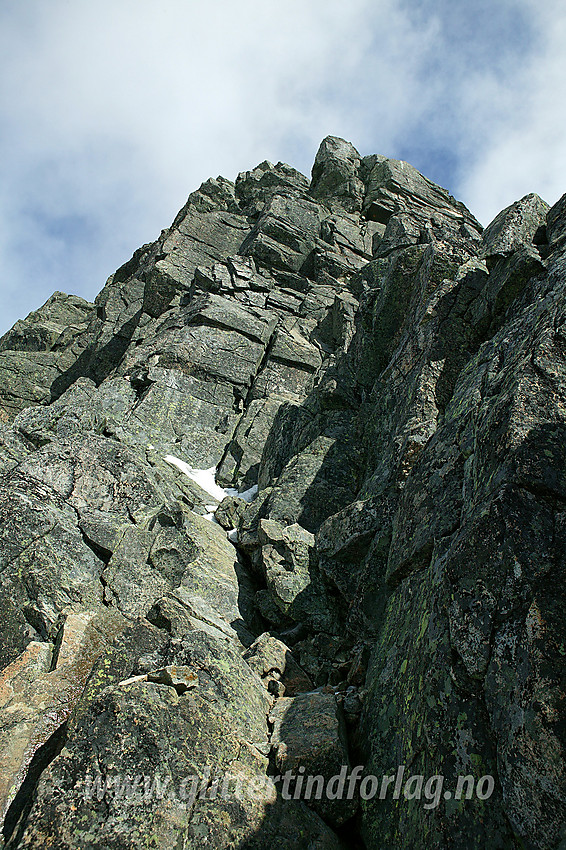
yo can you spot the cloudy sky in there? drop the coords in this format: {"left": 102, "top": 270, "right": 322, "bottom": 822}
{"left": 1, "top": 0, "right": 565, "bottom": 335}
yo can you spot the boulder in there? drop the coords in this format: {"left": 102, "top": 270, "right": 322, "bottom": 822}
{"left": 310, "top": 135, "right": 365, "bottom": 213}
{"left": 481, "top": 192, "right": 549, "bottom": 260}
{"left": 269, "top": 692, "right": 356, "bottom": 826}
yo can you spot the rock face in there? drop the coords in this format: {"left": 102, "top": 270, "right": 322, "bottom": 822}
{"left": 0, "top": 293, "right": 94, "bottom": 421}
{"left": 0, "top": 136, "right": 564, "bottom": 849}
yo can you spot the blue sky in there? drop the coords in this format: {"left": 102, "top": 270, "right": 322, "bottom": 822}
{"left": 0, "top": 0, "right": 565, "bottom": 336}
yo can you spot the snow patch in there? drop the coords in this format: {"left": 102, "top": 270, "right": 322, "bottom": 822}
{"left": 164, "top": 456, "right": 228, "bottom": 502}
{"left": 165, "top": 455, "right": 258, "bottom": 535}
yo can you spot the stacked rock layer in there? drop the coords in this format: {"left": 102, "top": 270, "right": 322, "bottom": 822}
{"left": 0, "top": 136, "right": 564, "bottom": 849}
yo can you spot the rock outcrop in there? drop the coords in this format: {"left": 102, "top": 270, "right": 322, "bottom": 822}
{"left": 0, "top": 136, "right": 564, "bottom": 849}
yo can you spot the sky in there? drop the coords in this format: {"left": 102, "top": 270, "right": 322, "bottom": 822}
{"left": 0, "top": 0, "right": 565, "bottom": 336}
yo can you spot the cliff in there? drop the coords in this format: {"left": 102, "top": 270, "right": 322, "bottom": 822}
{"left": 0, "top": 136, "right": 564, "bottom": 849}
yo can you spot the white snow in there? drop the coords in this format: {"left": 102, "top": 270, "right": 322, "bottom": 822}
{"left": 164, "top": 455, "right": 258, "bottom": 534}
{"left": 164, "top": 456, "right": 228, "bottom": 502}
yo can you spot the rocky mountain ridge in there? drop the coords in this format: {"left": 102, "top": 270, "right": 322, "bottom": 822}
{"left": 0, "top": 136, "right": 564, "bottom": 848}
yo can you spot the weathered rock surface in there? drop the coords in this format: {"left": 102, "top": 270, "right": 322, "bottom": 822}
{"left": 269, "top": 691, "right": 355, "bottom": 826}
{"left": 0, "top": 608, "right": 126, "bottom": 834}
{"left": 0, "top": 136, "right": 565, "bottom": 849}
{"left": 0, "top": 293, "right": 94, "bottom": 421}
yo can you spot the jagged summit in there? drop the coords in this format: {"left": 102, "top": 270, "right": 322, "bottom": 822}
{"left": 0, "top": 136, "right": 481, "bottom": 424}
{"left": 0, "top": 139, "right": 564, "bottom": 849}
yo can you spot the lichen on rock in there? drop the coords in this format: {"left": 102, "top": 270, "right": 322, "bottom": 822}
{"left": 0, "top": 137, "right": 564, "bottom": 849}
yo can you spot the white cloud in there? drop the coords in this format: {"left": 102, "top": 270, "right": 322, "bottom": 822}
{"left": 0, "top": 0, "right": 437, "bottom": 332}
{"left": 458, "top": 0, "right": 566, "bottom": 224}
{"left": 0, "top": 0, "right": 564, "bottom": 334}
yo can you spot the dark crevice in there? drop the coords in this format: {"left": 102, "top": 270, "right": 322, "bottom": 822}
{"left": 98, "top": 569, "right": 112, "bottom": 608}
{"left": 184, "top": 313, "right": 271, "bottom": 347}
{"left": 75, "top": 524, "right": 113, "bottom": 608}
{"left": 3, "top": 723, "right": 68, "bottom": 849}
{"left": 126, "top": 504, "right": 138, "bottom": 525}
{"left": 97, "top": 570, "right": 112, "bottom": 607}
{"left": 533, "top": 224, "right": 548, "bottom": 247}
{"left": 21, "top": 607, "right": 49, "bottom": 642}
{"left": 364, "top": 203, "right": 394, "bottom": 226}
{"left": 129, "top": 366, "right": 155, "bottom": 404}
{"left": 78, "top": 530, "right": 113, "bottom": 566}
{"left": 335, "top": 813, "right": 368, "bottom": 849}
{"left": 146, "top": 604, "right": 173, "bottom": 634}
{"left": 386, "top": 540, "right": 435, "bottom": 591}
{"left": 242, "top": 326, "right": 278, "bottom": 409}
{"left": 274, "top": 622, "right": 309, "bottom": 646}
{"left": 216, "top": 323, "right": 279, "bottom": 484}
{"left": 268, "top": 354, "right": 318, "bottom": 374}
{"left": 515, "top": 480, "right": 566, "bottom": 508}
{"left": 49, "top": 309, "right": 144, "bottom": 402}
{"left": 48, "top": 616, "right": 66, "bottom": 672}
{"left": 16, "top": 432, "right": 51, "bottom": 451}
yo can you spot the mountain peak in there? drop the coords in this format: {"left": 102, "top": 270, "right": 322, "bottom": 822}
{"left": 0, "top": 139, "right": 563, "bottom": 849}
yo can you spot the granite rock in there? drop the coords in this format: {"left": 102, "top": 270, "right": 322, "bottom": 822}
{"left": 0, "top": 137, "right": 564, "bottom": 850}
